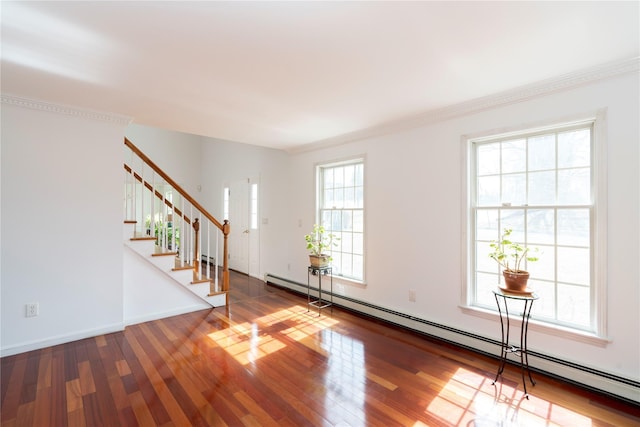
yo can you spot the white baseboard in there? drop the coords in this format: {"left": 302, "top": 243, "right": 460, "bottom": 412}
{"left": 0, "top": 322, "right": 125, "bottom": 357}
{"left": 266, "top": 273, "right": 640, "bottom": 405}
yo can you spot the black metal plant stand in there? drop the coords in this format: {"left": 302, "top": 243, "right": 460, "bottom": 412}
{"left": 492, "top": 288, "right": 539, "bottom": 398}
{"left": 307, "top": 265, "right": 333, "bottom": 316}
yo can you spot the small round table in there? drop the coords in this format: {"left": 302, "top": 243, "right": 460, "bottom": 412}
{"left": 492, "top": 288, "right": 539, "bottom": 397}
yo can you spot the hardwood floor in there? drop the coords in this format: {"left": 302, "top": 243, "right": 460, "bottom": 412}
{"left": 2, "top": 271, "right": 639, "bottom": 426}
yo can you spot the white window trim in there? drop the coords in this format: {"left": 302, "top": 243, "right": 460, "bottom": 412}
{"left": 314, "top": 155, "right": 367, "bottom": 285}
{"left": 460, "top": 109, "right": 609, "bottom": 344}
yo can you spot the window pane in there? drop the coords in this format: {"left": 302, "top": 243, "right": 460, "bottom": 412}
{"left": 502, "top": 173, "right": 526, "bottom": 205}
{"left": 558, "top": 284, "right": 590, "bottom": 327}
{"left": 333, "top": 188, "right": 344, "bottom": 209}
{"left": 334, "top": 167, "right": 344, "bottom": 187}
{"left": 342, "top": 253, "right": 353, "bottom": 277}
{"left": 528, "top": 171, "right": 556, "bottom": 205}
{"left": 353, "top": 233, "right": 363, "bottom": 255}
{"left": 532, "top": 247, "right": 554, "bottom": 281}
{"left": 344, "top": 188, "right": 355, "bottom": 208}
{"left": 500, "top": 209, "right": 524, "bottom": 232}
{"left": 332, "top": 253, "right": 342, "bottom": 274}
{"left": 331, "top": 210, "right": 341, "bottom": 231}
{"left": 476, "top": 242, "right": 497, "bottom": 273}
{"left": 355, "top": 164, "right": 364, "bottom": 186}
{"left": 321, "top": 210, "right": 331, "bottom": 229}
{"left": 502, "top": 139, "right": 526, "bottom": 173}
{"left": 558, "top": 168, "right": 590, "bottom": 204}
{"left": 558, "top": 129, "right": 590, "bottom": 168}
{"left": 323, "top": 189, "right": 334, "bottom": 209}
{"left": 557, "top": 209, "right": 589, "bottom": 246}
{"left": 356, "top": 187, "right": 364, "bottom": 208}
{"left": 477, "top": 143, "right": 500, "bottom": 175}
{"left": 353, "top": 210, "right": 364, "bottom": 232}
{"left": 342, "top": 211, "right": 353, "bottom": 231}
{"left": 478, "top": 176, "right": 500, "bottom": 206}
{"left": 530, "top": 280, "right": 555, "bottom": 319}
{"left": 341, "top": 232, "right": 353, "bottom": 253}
{"left": 476, "top": 209, "right": 499, "bottom": 241}
{"left": 353, "top": 255, "right": 363, "bottom": 280}
{"left": 528, "top": 134, "right": 556, "bottom": 171}
{"left": 344, "top": 165, "right": 355, "bottom": 187}
{"left": 324, "top": 169, "right": 333, "bottom": 189}
{"left": 476, "top": 272, "right": 499, "bottom": 306}
{"left": 557, "top": 247, "right": 589, "bottom": 285}
{"left": 527, "top": 209, "right": 554, "bottom": 245}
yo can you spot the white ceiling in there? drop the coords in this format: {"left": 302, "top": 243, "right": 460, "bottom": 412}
{"left": 2, "top": 1, "right": 638, "bottom": 151}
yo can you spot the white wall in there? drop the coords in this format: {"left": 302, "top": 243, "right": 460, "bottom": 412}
{"left": 284, "top": 72, "right": 640, "bottom": 391}
{"left": 126, "top": 124, "right": 203, "bottom": 196}
{"left": 1, "top": 99, "right": 128, "bottom": 356}
{"left": 123, "top": 244, "right": 209, "bottom": 325}
{"left": 199, "top": 138, "right": 291, "bottom": 280}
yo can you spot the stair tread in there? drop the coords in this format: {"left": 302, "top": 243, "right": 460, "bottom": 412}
{"left": 172, "top": 265, "right": 194, "bottom": 271}
{"left": 191, "top": 277, "right": 214, "bottom": 284}
{"left": 152, "top": 246, "right": 178, "bottom": 257}
{"left": 131, "top": 236, "right": 155, "bottom": 241}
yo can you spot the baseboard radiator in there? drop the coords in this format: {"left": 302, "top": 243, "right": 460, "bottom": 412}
{"left": 265, "top": 273, "right": 640, "bottom": 406}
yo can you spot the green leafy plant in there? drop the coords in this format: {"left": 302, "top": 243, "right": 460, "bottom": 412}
{"left": 304, "top": 224, "right": 338, "bottom": 257}
{"left": 488, "top": 227, "right": 539, "bottom": 272}
{"left": 146, "top": 215, "right": 180, "bottom": 250}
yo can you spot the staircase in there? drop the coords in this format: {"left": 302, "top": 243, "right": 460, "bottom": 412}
{"left": 123, "top": 138, "right": 229, "bottom": 308}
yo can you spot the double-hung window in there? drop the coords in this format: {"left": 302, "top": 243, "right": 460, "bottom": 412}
{"left": 469, "top": 118, "right": 605, "bottom": 335}
{"left": 317, "top": 159, "right": 365, "bottom": 282}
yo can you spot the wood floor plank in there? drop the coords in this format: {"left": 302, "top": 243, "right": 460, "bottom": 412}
{"left": 124, "top": 328, "right": 193, "bottom": 426}
{"left": 1, "top": 270, "right": 639, "bottom": 427}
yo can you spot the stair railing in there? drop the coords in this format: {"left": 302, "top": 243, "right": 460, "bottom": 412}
{"left": 123, "top": 138, "right": 230, "bottom": 294}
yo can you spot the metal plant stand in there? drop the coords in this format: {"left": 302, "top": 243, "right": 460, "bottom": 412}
{"left": 492, "top": 288, "right": 539, "bottom": 397}
{"left": 307, "top": 265, "right": 333, "bottom": 316}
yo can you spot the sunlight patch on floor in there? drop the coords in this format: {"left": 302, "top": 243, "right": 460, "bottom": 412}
{"left": 423, "top": 367, "right": 593, "bottom": 426}
{"left": 208, "top": 304, "right": 339, "bottom": 365}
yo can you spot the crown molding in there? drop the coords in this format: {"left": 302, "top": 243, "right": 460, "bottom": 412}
{"left": 288, "top": 57, "right": 640, "bottom": 154}
{"left": 1, "top": 94, "right": 132, "bottom": 126}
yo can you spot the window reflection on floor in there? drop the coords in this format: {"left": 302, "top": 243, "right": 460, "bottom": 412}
{"left": 426, "top": 367, "right": 592, "bottom": 426}
{"left": 207, "top": 305, "right": 338, "bottom": 365}
{"left": 322, "top": 329, "right": 367, "bottom": 426}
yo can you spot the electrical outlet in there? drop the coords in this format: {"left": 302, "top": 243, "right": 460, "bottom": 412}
{"left": 26, "top": 303, "right": 39, "bottom": 317}
{"left": 409, "top": 290, "right": 416, "bottom": 302}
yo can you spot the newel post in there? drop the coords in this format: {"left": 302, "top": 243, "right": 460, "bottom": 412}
{"left": 222, "top": 220, "right": 230, "bottom": 292}
{"left": 193, "top": 218, "right": 200, "bottom": 274}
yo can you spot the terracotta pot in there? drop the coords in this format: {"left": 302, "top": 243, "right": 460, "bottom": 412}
{"left": 502, "top": 270, "right": 530, "bottom": 292}
{"left": 309, "top": 254, "right": 330, "bottom": 268}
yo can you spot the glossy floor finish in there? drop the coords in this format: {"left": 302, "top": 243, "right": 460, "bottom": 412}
{"left": 2, "top": 272, "right": 639, "bottom": 426}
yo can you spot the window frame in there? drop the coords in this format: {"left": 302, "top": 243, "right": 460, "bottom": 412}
{"left": 461, "top": 111, "right": 608, "bottom": 344}
{"left": 315, "top": 157, "right": 366, "bottom": 284}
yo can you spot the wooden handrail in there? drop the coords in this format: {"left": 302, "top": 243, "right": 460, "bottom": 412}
{"left": 125, "top": 138, "right": 224, "bottom": 231}
{"left": 125, "top": 138, "right": 230, "bottom": 294}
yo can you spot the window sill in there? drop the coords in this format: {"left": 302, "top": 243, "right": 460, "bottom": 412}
{"left": 459, "top": 305, "right": 611, "bottom": 348}
{"left": 333, "top": 275, "right": 367, "bottom": 288}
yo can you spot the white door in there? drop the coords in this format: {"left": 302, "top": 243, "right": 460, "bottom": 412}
{"left": 227, "top": 177, "right": 260, "bottom": 278}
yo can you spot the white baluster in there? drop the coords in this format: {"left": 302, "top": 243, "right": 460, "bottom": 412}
{"left": 215, "top": 228, "right": 219, "bottom": 291}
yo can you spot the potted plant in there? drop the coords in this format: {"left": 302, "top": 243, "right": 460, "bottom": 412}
{"left": 305, "top": 224, "right": 338, "bottom": 268}
{"left": 488, "top": 227, "right": 539, "bottom": 292}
